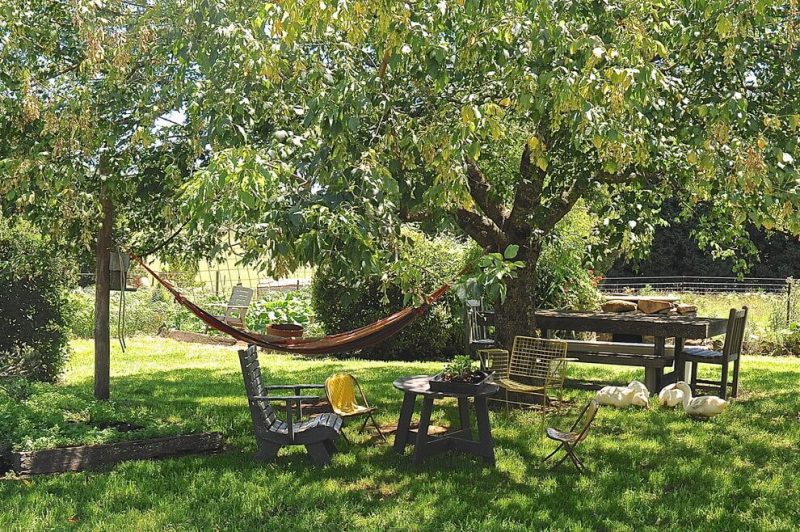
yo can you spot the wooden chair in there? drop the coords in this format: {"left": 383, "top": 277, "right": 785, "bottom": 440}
{"left": 542, "top": 399, "right": 600, "bottom": 474}
{"left": 324, "top": 374, "right": 387, "bottom": 443}
{"left": 489, "top": 336, "right": 569, "bottom": 408}
{"left": 238, "top": 346, "right": 342, "bottom": 465}
{"left": 681, "top": 307, "right": 748, "bottom": 399}
{"left": 465, "top": 300, "right": 496, "bottom": 363}
{"left": 207, "top": 285, "right": 254, "bottom": 332}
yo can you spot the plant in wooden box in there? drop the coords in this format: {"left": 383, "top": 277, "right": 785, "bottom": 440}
{"left": 429, "top": 355, "right": 493, "bottom": 394}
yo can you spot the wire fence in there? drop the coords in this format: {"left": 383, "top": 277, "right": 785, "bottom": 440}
{"left": 79, "top": 265, "right": 314, "bottom": 299}
{"left": 599, "top": 276, "right": 794, "bottom": 294}
{"left": 600, "top": 276, "right": 800, "bottom": 328}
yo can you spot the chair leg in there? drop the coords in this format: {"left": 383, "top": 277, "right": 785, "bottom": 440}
{"left": 305, "top": 442, "right": 332, "bottom": 466}
{"left": 254, "top": 442, "right": 281, "bottom": 462}
{"left": 323, "top": 439, "right": 337, "bottom": 455}
{"left": 369, "top": 413, "right": 388, "bottom": 443}
{"left": 732, "top": 357, "right": 741, "bottom": 398}
{"left": 358, "top": 415, "right": 370, "bottom": 433}
{"left": 542, "top": 443, "right": 564, "bottom": 463}
{"left": 566, "top": 447, "right": 585, "bottom": 473}
{"left": 339, "top": 427, "right": 352, "bottom": 443}
{"left": 720, "top": 360, "right": 729, "bottom": 399}
{"left": 550, "top": 449, "right": 571, "bottom": 470}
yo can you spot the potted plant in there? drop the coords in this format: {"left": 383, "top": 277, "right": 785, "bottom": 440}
{"left": 429, "top": 355, "right": 493, "bottom": 394}
{"left": 249, "top": 293, "right": 312, "bottom": 338}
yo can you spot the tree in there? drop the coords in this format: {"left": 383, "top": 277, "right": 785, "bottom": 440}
{"left": 173, "top": 1, "right": 798, "bottom": 346}
{"left": 0, "top": 1, "right": 198, "bottom": 398}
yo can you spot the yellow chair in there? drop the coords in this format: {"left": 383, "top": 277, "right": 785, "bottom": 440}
{"left": 324, "top": 374, "right": 387, "bottom": 443}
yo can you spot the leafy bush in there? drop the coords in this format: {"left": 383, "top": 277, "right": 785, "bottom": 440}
{"left": 0, "top": 218, "right": 74, "bottom": 383}
{"left": 67, "top": 286, "right": 212, "bottom": 338}
{"left": 246, "top": 290, "right": 316, "bottom": 331}
{"left": 0, "top": 382, "right": 203, "bottom": 452}
{"left": 535, "top": 206, "right": 603, "bottom": 310}
{"left": 312, "top": 230, "right": 468, "bottom": 361}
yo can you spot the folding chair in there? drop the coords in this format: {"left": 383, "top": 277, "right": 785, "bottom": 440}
{"left": 542, "top": 399, "right": 599, "bottom": 474}
{"left": 324, "top": 374, "right": 387, "bottom": 443}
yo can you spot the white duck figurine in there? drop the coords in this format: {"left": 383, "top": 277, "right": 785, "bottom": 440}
{"left": 673, "top": 381, "right": 728, "bottom": 419}
{"left": 658, "top": 383, "right": 685, "bottom": 408}
{"left": 595, "top": 380, "right": 650, "bottom": 408}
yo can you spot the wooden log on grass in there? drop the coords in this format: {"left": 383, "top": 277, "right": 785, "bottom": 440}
{"left": 11, "top": 432, "right": 224, "bottom": 476}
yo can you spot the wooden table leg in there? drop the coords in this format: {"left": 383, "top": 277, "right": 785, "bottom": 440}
{"left": 412, "top": 396, "right": 435, "bottom": 464}
{"left": 458, "top": 397, "right": 472, "bottom": 439}
{"left": 474, "top": 396, "right": 495, "bottom": 466}
{"left": 646, "top": 336, "right": 667, "bottom": 392}
{"left": 673, "top": 337, "right": 686, "bottom": 383}
{"left": 393, "top": 391, "right": 416, "bottom": 454}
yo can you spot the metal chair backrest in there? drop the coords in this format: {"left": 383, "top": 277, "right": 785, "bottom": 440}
{"left": 569, "top": 399, "right": 600, "bottom": 444}
{"left": 722, "top": 307, "right": 748, "bottom": 360}
{"left": 482, "top": 349, "right": 510, "bottom": 379}
{"left": 238, "top": 346, "right": 277, "bottom": 428}
{"left": 509, "top": 336, "right": 568, "bottom": 384}
{"left": 226, "top": 285, "right": 254, "bottom": 320}
{"left": 465, "top": 299, "right": 492, "bottom": 345}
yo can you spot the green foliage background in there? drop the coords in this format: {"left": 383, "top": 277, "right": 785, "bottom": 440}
{"left": 0, "top": 218, "right": 74, "bottom": 383}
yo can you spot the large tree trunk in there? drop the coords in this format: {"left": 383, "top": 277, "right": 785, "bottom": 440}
{"left": 494, "top": 244, "right": 541, "bottom": 348}
{"left": 94, "top": 190, "right": 114, "bottom": 400}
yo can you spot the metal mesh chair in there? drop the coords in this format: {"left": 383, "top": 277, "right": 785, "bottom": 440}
{"left": 489, "top": 336, "right": 568, "bottom": 408}
{"left": 542, "top": 399, "right": 600, "bottom": 473}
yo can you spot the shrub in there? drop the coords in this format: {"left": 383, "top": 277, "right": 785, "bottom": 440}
{"left": 246, "top": 289, "right": 316, "bottom": 332}
{"left": 312, "top": 231, "right": 468, "bottom": 361}
{"left": 535, "top": 206, "right": 603, "bottom": 310}
{"left": 0, "top": 218, "right": 74, "bottom": 383}
{"left": 0, "top": 382, "right": 203, "bottom": 453}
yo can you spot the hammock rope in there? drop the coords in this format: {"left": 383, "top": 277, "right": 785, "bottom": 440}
{"left": 132, "top": 256, "right": 455, "bottom": 356}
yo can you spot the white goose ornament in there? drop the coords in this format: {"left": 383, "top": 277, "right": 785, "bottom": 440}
{"left": 673, "top": 381, "right": 728, "bottom": 419}
{"left": 595, "top": 380, "right": 650, "bottom": 408}
{"left": 658, "top": 383, "right": 685, "bottom": 408}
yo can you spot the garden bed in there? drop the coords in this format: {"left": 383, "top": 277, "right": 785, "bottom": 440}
{"left": 0, "top": 380, "right": 216, "bottom": 475}
{"left": 9, "top": 432, "right": 224, "bottom": 476}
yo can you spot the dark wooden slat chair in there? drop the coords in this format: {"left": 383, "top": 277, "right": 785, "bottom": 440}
{"left": 681, "top": 307, "right": 748, "bottom": 399}
{"left": 238, "top": 346, "right": 343, "bottom": 465}
{"left": 465, "top": 300, "right": 496, "bottom": 364}
{"left": 542, "top": 399, "right": 600, "bottom": 474}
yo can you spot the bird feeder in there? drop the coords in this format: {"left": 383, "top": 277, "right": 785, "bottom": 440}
{"left": 110, "top": 251, "right": 137, "bottom": 291}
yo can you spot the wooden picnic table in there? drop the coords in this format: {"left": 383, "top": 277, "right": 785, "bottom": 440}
{"left": 535, "top": 310, "right": 729, "bottom": 391}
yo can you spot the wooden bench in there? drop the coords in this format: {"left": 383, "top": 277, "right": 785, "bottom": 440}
{"left": 562, "top": 340, "right": 676, "bottom": 391}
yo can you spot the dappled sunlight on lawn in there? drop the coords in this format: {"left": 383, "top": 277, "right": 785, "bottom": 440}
{"left": 2, "top": 337, "right": 799, "bottom": 530}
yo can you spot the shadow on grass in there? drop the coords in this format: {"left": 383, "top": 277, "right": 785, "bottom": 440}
{"left": 4, "top": 355, "right": 800, "bottom": 529}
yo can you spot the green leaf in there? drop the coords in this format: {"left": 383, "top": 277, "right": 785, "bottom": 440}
{"left": 503, "top": 244, "right": 519, "bottom": 259}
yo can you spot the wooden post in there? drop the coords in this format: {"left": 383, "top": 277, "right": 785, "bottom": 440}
{"left": 787, "top": 278, "right": 793, "bottom": 328}
{"left": 94, "top": 188, "right": 114, "bottom": 400}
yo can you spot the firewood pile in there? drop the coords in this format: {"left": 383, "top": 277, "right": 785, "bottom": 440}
{"left": 601, "top": 298, "right": 697, "bottom": 317}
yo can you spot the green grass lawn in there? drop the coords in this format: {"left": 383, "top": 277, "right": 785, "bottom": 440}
{"left": 2, "top": 338, "right": 800, "bottom": 531}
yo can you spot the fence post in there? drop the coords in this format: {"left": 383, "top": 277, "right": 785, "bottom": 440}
{"left": 788, "top": 278, "right": 794, "bottom": 327}
{"left": 215, "top": 270, "right": 220, "bottom": 297}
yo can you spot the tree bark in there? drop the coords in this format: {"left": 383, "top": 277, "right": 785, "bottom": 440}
{"left": 94, "top": 189, "right": 114, "bottom": 400}
{"left": 494, "top": 243, "right": 541, "bottom": 348}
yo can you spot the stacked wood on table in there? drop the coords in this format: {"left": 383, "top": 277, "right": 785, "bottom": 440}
{"left": 601, "top": 298, "right": 697, "bottom": 317}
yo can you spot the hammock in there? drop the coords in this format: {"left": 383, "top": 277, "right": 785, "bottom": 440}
{"left": 134, "top": 257, "right": 452, "bottom": 355}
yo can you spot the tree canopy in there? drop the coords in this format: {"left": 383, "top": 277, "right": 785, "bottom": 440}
{"left": 2, "top": 0, "right": 799, "bottom": 347}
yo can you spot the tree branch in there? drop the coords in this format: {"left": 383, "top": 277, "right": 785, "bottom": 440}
{"left": 534, "top": 176, "right": 590, "bottom": 234}
{"left": 455, "top": 208, "right": 508, "bottom": 250}
{"left": 508, "top": 144, "right": 545, "bottom": 237}
{"left": 464, "top": 156, "right": 508, "bottom": 227}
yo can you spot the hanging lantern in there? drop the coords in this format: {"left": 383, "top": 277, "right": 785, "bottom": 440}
{"left": 110, "top": 252, "right": 137, "bottom": 291}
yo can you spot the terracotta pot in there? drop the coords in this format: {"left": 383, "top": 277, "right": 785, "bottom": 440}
{"left": 266, "top": 323, "right": 304, "bottom": 338}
